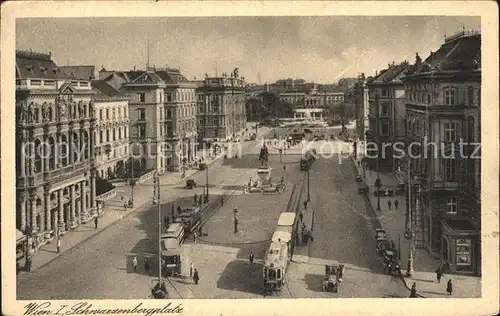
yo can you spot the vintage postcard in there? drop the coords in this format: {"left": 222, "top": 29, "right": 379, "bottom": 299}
{"left": 1, "top": 1, "right": 498, "bottom": 316}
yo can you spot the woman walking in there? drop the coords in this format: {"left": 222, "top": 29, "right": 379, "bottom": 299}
{"left": 446, "top": 279, "right": 453, "bottom": 295}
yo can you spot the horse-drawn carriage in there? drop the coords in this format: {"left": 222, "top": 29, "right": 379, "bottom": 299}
{"left": 322, "top": 264, "right": 345, "bottom": 293}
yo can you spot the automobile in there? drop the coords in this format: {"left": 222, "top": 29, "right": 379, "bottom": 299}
{"left": 185, "top": 179, "right": 197, "bottom": 189}
{"left": 373, "top": 187, "right": 394, "bottom": 197}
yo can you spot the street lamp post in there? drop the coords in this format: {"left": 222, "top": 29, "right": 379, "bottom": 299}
{"left": 307, "top": 167, "right": 311, "bottom": 202}
{"left": 129, "top": 159, "right": 135, "bottom": 208}
{"left": 405, "top": 157, "right": 414, "bottom": 277}
{"left": 205, "top": 165, "right": 209, "bottom": 203}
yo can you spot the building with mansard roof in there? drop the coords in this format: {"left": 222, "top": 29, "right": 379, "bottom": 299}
{"left": 60, "top": 65, "right": 96, "bottom": 81}
{"left": 16, "top": 50, "right": 97, "bottom": 248}
{"left": 401, "top": 29, "right": 481, "bottom": 275}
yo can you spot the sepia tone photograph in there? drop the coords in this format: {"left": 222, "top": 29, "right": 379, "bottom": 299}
{"left": 2, "top": 1, "right": 499, "bottom": 316}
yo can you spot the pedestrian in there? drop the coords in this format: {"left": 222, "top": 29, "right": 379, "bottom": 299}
{"left": 190, "top": 263, "right": 194, "bottom": 277}
{"left": 221, "top": 196, "right": 224, "bottom": 207}
{"left": 144, "top": 257, "right": 150, "bottom": 274}
{"left": 121, "top": 194, "right": 124, "bottom": 202}
{"left": 234, "top": 217, "right": 239, "bottom": 233}
{"left": 123, "top": 202, "right": 127, "bottom": 211}
{"left": 436, "top": 269, "right": 442, "bottom": 283}
{"left": 132, "top": 256, "right": 138, "bottom": 272}
{"left": 299, "top": 210, "right": 304, "bottom": 223}
{"left": 409, "top": 282, "right": 417, "bottom": 298}
{"left": 193, "top": 269, "right": 200, "bottom": 285}
{"left": 394, "top": 199, "right": 399, "bottom": 209}
{"left": 25, "top": 256, "right": 32, "bottom": 272}
{"left": 283, "top": 164, "right": 286, "bottom": 172}
{"left": 249, "top": 252, "right": 254, "bottom": 265}
{"left": 387, "top": 199, "right": 392, "bottom": 210}
{"left": 177, "top": 205, "right": 182, "bottom": 214}
{"left": 198, "top": 195, "right": 203, "bottom": 206}
{"left": 303, "top": 200, "right": 308, "bottom": 209}
{"left": 94, "top": 217, "right": 98, "bottom": 229}
{"left": 57, "top": 238, "right": 61, "bottom": 253}
{"left": 193, "top": 231, "right": 197, "bottom": 244}
{"left": 446, "top": 279, "right": 453, "bottom": 295}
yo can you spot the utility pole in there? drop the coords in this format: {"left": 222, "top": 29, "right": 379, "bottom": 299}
{"left": 130, "top": 160, "right": 135, "bottom": 208}
{"left": 205, "top": 165, "right": 209, "bottom": 203}
{"left": 375, "top": 93, "right": 381, "bottom": 212}
{"left": 406, "top": 157, "right": 414, "bottom": 277}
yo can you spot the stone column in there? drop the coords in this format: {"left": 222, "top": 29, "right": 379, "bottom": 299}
{"left": 58, "top": 189, "right": 65, "bottom": 233}
{"left": 91, "top": 174, "right": 97, "bottom": 213}
{"left": 20, "top": 141, "right": 26, "bottom": 177}
{"left": 43, "top": 135, "right": 49, "bottom": 173}
{"left": 30, "top": 195, "right": 37, "bottom": 233}
{"left": 19, "top": 191, "right": 26, "bottom": 232}
{"left": 70, "top": 185, "right": 76, "bottom": 228}
{"left": 80, "top": 182, "right": 86, "bottom": 221}
{"left": 44, "top": 192, "right": 51, "bottom": 232}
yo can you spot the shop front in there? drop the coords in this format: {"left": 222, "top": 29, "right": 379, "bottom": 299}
{"left": 441, "top": 218, "right": 480, "bottom": 275}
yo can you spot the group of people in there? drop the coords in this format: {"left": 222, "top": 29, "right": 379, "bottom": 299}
{"left": 410, "top": 278, "right": 453, "bottom": 298}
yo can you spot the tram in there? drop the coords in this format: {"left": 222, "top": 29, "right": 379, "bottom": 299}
{"left": 264, "top": 212, "right": 298, "bottom": 294}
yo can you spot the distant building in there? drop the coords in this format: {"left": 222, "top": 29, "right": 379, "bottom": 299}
{"left": 401, "top": 29, "right": 481, "bottom": 275}
{"left": 91, "top": 80, "right": 131, "bottom": 179}
{"left": 16, "top": 50, "right": 97, "bottom": 244}
{"left": 365, "top": 61, "right": 410, "bottom": 171}
{"left": 196, "top": 72, "right": 247, "bottom": 142}
{"left": 60, "top": 66, "right": 96, "bottom": 81}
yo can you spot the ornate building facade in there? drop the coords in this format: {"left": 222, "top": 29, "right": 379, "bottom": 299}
{"left": 16, "top": 51, "right": 97, "bottom": 246}
{"left": 402, "top": 30, "right": 481, "bottom": 275}
{"left": 197, "top": 71, "right": 247, "bottom": 142}
{"left": 91, "top": 80, "right": 131, "bottom": 179}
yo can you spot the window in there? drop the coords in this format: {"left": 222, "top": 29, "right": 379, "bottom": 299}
{"left": 446, "top": 197, "right": 457, "bottom": 214}
{"left": 427, "top": 94, "right": 431, "bottom": 104}
{"left": 381, "top": 103, "right": 391, "bottom": 116}
{"left": 139, "top": 93, "right": 146, "bottom": 103}
{"left": 100, "top": 130, "right": 103, "bottom": 143}
{"left": 118, "top": 107, "right": 121, "bottom": 118}
{"left": 138, "top": 108, "right": 146, "bottom": 120}
{"left": 166, "top": 109, "right": 172, "bottom": 119}
{"left": 443, "top": 157, "right": 456, "bottom": 181}
{"left": 444, "top": 87, "right": 456, "bottom": 105}
{"left": 381, "top": 89, "right": 388, "bottom": 97}
{"left": 112, "top": 108, "right": 116, "bottom": 119}
{"left": 213, "top": 117, "right": 219, "bottom": 126}
{"left": 444, "top": 122, "right": 457, "bottom": 142}
{"left": 381, "top": 122, "right": 390, "bottom": 136}
{"left": 106, "top": 109, "right": 109, "bottom": 120}
{"left": 166, "top": 123, "right": 173, "bottom": 137}
{"left": 167, "top": 93, "right": 172, "bottom": 102}
{"left": 137, "top": 124, "right": 146, "bottom": 138}
{"left": 124, "top": 107, "right": 128, "bottom": 118}
{"left": 199, "top": 118, "right": 204, "bottom": 125}
{"left": 467, "top": 86, "right": 474, "bottom": 106}
{"left": 159, "top": 92, "right": 163, "bottom": 103}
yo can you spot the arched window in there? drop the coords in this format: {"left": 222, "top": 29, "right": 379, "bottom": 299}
{"left": 72, "top": 132, "right": 79, "bottom": 163}
{"left": 48, "top": 136, "right": 56, "bottom": 170}
{"left": 81, "top": 131, "right": 89, "bottom": 160}
{"left": 60, "top": 134, "right": 68, "bottom": 167}
{"left": 467, "top": 86, "right": 474, "bottom": 106}
{"left": 34, "top": 139, "right": 42, "bottom": 173}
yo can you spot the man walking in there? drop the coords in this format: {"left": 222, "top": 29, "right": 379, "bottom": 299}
{"left": 283, "top": 164, "right": 286, "bottom": 172}
{"left": 387, "top": 199, "right": 392, "bottom": 210}
{"left": 299, "top": 210, "right": 304, "bottom": 223}
{"left": 190, "top": 263, "right": 194, "bottom": 277}
{"left": 193, "top": 269, "right": 200, "bottom": 285}
{"left": 234, "top": 217, "right": 239, "bottom": 233}
{"left": 436, "top": 269, "right": 443, "bottom": 283}
{"left": 394, "top": 199, "right": 399, "bottom": 210}
{"left": 303, "top": 200, "right": 308, "bottom": 210}
{"left": 132, "top": 256, "right": 138, "bottom": 272}
{"left": 94, "top": 217, "right": 98, "bottom": 229}
{"left": 409, "top": 282, "right": 418, "bottom": 298}
{"left": 249, "top": 252, "right": 254, "bottom": 265}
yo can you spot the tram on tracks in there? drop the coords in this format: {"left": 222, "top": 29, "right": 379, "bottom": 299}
{"left": 264, "top": 212, "right": 298, "bottom": 294}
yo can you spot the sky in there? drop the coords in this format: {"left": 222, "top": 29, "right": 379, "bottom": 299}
{"left": 16, "top": 16, "right": 480, "bottom": 84}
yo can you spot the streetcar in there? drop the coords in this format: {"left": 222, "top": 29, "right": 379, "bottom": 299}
{"left": 263, "top": 240, "right": 289, "bottom": 294}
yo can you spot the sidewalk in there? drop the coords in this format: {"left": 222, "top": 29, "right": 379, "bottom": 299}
{"left": 350, "top": 151, "right": 481, "bottom": 298}
{"left": 19, "top": 129, "right": 272, "bottom": 275}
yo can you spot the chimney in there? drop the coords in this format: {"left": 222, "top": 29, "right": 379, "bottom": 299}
{"left": 134, "top": 65, "right": 136, "bottom": 71}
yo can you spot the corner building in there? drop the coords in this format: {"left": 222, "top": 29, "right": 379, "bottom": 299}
{"left": 16, "top": 51, "right": 97, "bottom": 245}
{"left": 401, "top": 30, "right": 481, "bottom": 275}
{"left": 197, "top": 75, "right": 246, "bottom": 142}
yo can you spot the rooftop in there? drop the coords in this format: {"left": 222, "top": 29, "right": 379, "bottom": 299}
{"left": 444, "top": 218, "right": 478, "bottom": 232}
{"left": 16, "top": 50, "right": 68, "bottom": 80}
{"left": 61, "top": 65, "right": 96, "bottom": 80}
{"left": 91, "top": 80, "right": 124, "bottom": 98}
